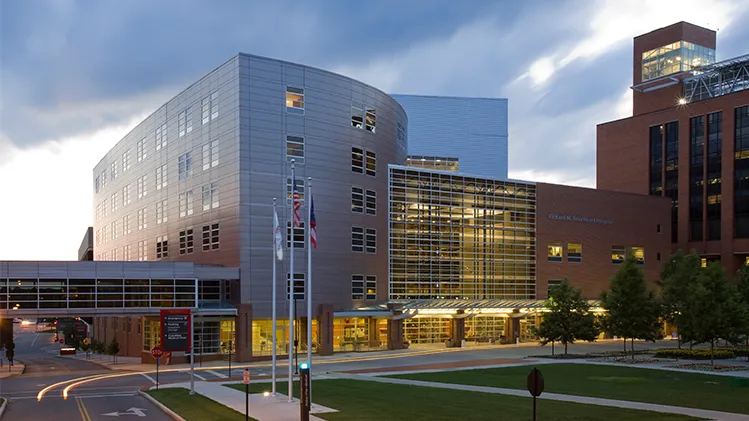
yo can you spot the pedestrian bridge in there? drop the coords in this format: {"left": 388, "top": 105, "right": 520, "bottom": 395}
{"left": 0, "top": 261, "right": 239, "bottom": 317}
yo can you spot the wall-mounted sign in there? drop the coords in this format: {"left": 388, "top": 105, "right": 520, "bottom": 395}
{"left": 547, "top": 213, "right": 613, "bottom": 225}
{"left": 160, "top": 309, "right": 191, "bottom": 352}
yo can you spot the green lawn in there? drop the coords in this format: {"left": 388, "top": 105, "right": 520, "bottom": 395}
{"left": 146, "top": 388, "right": 258, "bottom": 421}
{"left": 227, "top": 379, "right": 698, "bottom": 421}
{"left": 389, "top": 363, "right": 749, "bottom": 415}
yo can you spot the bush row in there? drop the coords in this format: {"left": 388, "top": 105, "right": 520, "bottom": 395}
{"left": 653, "top": 347, "right": 749, "bottom": 359}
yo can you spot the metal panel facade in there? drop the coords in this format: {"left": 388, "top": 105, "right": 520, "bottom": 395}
{"left": 391, "top": 94, "right": 509, "bottom": 179}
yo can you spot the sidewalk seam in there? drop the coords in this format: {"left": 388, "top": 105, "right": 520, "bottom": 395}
{"left": 0, "top": 398, "right": 8, "bottom": 420}
{"left": 138, "top": 390, "right": 186, "bottom": 421}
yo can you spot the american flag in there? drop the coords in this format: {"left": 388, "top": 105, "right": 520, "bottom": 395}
{"left": 309, "top": 195, "right": 317, "bottom": 249}
{"left": 292, "top": 178, "right": 302, "bottom": 228}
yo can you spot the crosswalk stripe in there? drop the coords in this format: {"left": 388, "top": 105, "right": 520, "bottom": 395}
{"left": 206, "top": 370, "right": 228, "bottom": 378}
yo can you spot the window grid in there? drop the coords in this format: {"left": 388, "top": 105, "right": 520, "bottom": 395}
{"left": 365, "top": 228, "right": 376, "bottom": 254}
{"left": 286, "top": 178, "right": 305, "bottom": 204}
{"left": 101, "top": 169, "right": 108, "bottom": 188}
{"left": 123, "top": 244, "right": 132, "bottom": 261}
{"left": 365, "top": 151, "right": 376, "bottom": 177}
{"left": 156, "top": 199, "right": 168, "bottom": 224}
{"left": 351, "top": 187, "right": 364, "bottom": 213}
{"left": 122, "top": 185, "right": 131, "bottom": 207}
{"left": 286, "top": 273, "right": 305, "bottom": 300}
{"left": 365, "top": 108, "right": 376, "bottom": 133}
{"left": 137, "top": 240, "right": 147, "bottom": 261}
{"left": 611, "top": 245, "right": 626, "bottom": 263}
{"left": 178, "top": 152, "right": 192, "bottom": 180}
{"left": 352, "top": 147, "right": 364, "bottom": 173}
{"left": 179, "top": 191, "right": 194, "bottom": 217}
{"left": 123, "top": 214, "right": 132, "bottom": 235}
{"left": 202, "top": 182, "right": 219, "bottom": 211}
{"left": 137, "top": 138, "right": 147, "bottom": 162}
{"left": 102, "top": 199, "right": 108, "bottom": 217}
{"left": 137, "top": 175, "right": 148, "bottom": 198}
{"left": 111, "top": 160, "right": 118, "bottom": 181}
{"left": 547, "top": 242, "right": 562, "bottom": 262}
{"left": 352, "top": 102, "right": 364, "bottom": 129}
{"left": 287, "top": 222, "right": 305, "bottom": 248}
{"left": 156, "top": 235, "right": 169, "bottom": 259}
{"left": 178, "top": 107, "right": 193, "bottom": 137}
{"left": 388, "top": 167, "right": 537, "bottom": 300}
{"left": 111, "top": 221, "right": 118, "bottom": 240}
{"left": 137, "top": 207, "right": 148, "bottom": 230}
{"left": 352, "top": 226, "right": 364, "bottom": 252}
{"left": 155, "top": 123, "right": 167, "bottom": 151}
{"left": 286, "top": 86, "right": 304, "bottom": 113}
{"left": 111, "top": 192, "right": 119, "bottom": 212}
{"left": 365, "top": 190, "right": 376, "bottom": 215}
{"left": 567, "top": 243, "right": 582, "bottom": 263}
{"left": 202, "top": 140, "right": 219, "bottom": 171}
{"left": 286, "top": 135, "right": 304, "bottom": 164}
{"left": 156, "top": 164, "right": 168, "bottom": 190}
{"left": 179, "top": 228, "right": 194, "bottom": 255}
{"left": 202, "top": 91, "right": 218, "bottom": 124}
{"left": 202, "top": 223, "right": 220, "bottom": 251}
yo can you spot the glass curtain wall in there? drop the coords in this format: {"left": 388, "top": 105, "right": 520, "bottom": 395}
{"left": 665, "top": 122, "right": 679, "bottom": 243}
{"left": 689, "top": 115, "right": 705, "bottom": 241}
{"left": 389, "top": 167, "right": 536, "bottom": 300}
{"left": 706, "top": 111, "right": 722, "bottom": 240}
{"left": 735, "top": 106, "right": 749, "bottom": 237}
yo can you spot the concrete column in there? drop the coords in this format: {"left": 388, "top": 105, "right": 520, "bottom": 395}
{"left": 235, "top": 303, "right": 253, "bottom": 362}
{"left": 317, "top": 304, "right": 334, "bottom": 356}
{"left": 387, "top": 315, "right": 405, "bottom": 350}
{"left": 450, "top": 310, "right": 466, "bottom": 348}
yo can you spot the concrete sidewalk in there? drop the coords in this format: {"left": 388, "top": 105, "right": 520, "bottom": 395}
{"left": 338, "top": 373, "right": 749, "bottom": 421}
{"left": 0, "top": 363, "right": 25, "bottom": 379}
{"left": 154, "top": 381, "right": 336, "bottom": 421}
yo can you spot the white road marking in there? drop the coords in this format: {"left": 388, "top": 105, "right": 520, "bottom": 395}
{"left": 31, "top": 333, "right": 39, "bottom": 347}
{"left": 12, "top": 392, "right": 138, "bottom": 401}
{"left": 206, "top": 370, "right": 228, "bottom": 378}
{"left": 140, "top": 373, "right": 157, "bottom": 384}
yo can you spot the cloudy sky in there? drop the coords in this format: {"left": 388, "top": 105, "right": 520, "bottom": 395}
{"left": 1, "top": 0, "right": 748, "bottom": 261}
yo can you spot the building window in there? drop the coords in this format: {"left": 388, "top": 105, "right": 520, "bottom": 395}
{"left": 649, "top": 125, "right": 663, "bottom": 196}
{"left": 137, "top": 138, "right": 147, "bottom": 162}
{"left": 547, "top": 280, "right": 563, "bottom": 298}
{"left": 111, "top": 160, "right": 118, "bottom": 181}
{"left": 351, "top": 226, "right": 364, "bottom": 252}
{"left": 689, "top": 115, "right": 705, "bottom": 242}
{"left": 179, "top": 228, "right": 194, "bottom": 255}
{"left": 286, "top": 222, "right": 305, "bottom": 248}
{"left": 656, "top": 223, "right": 661, "bottom": 233}
{"left": 178, "top": 107, "right": 193, "bottom": 137}
{"left": 178, "top": 152, "right": 192, "bottom": 180}
{"left": 111, "top": 192, "right": 119, "bottom": 212}
{"left": 365, "top": 228, "right": 376, "bottom": 253}
{"left": 286, "top": 86, "right": 304, "bottom": 113}
{"left": 567, "top": 243, "right": 582, "bottom": 263}
{"left": 286, "top": 273, "right": 305, "bottom": 300}
{"left": 137, "top": 175, "right": 148, "bottom": 198}
{"left": 641, "top": 41, "right": 715, "bottom": 82}
{"left": 179, "top": 191, "right": 194, "bottom": 217}
{"left": 365, "top": 108, "right": 376, "bottom": 133}
{"left": 286, "top": 177, "right": 305, "bottom": 204}
{"left": 137, "top": 207, "right": 147, "bottom": 230}
{"left": 101, "top": 225, "right": 108, "bottom": 243}
{"left": 406, "top": 156, "right": 460, "bottom": 172}
{"left": 352, "top": 147, "right": 364, "bottom": 173}
{"left": 202, "top": 182, "right": 219, "bottom": 211}
{"left": 365, "top": 190, "right": 376, "bottom": 215}
{"left": 156, "top": 164, "right": 168, "bottom": 190}
{"left": 286, "top": 135, "right": 304, "bottom": 164}
{"left": 202, "top": 222, "right": 220, "bottom": 251}
{"left": 122, "top": 149, "right": 131, "bottom": 172}
{"left": 365, "top": 151, "right": 376, "bottom": 177}
{"left": 202, "top": 140, "right": 219, "bottom": 171}
{"left": 707, "top": 111, "right": 722, "bottom": 240}
{"left": 123, "top": 244, "right": 132, "bottom": 261}
{"left": 122, "top": 185, "right": 131, "bottom": 207}
{"left": 396, "top": 122, "right": 407, "bottom": 149}
{"left": 95, "top": 176, "right": 100, "bottom": 194}
{"left": 665, "top": 121, "right": 679, "bottom": 243}
{"left": 95, "top": 204, "right": 101, "bottom": 222}
{"left": 352, "top": 275, "right": 376, "bottom": 300}
{"left": 630, "top": 246, "right": 645, "bottom": 265}
{"left": 351, "top": 187, "right": 364, "bottom": 213}
{"left": 155, "top": 123, "right": 167, "bottom": 151}
{"left": 657, "top": 252, "right": 661, "bottom": 261}
{"left": 735, "top": 106, "right": 749, "bottom": 238}
{"left": 612, "top": 245, "right": 626, "bottom": 264}
{"left": 351, "top": 102, "right": 363, "bottom": 129}
{"left": 547, "top": 242, "right": 562, "bottom": 262}
{"left": 202, "top": 91, "right": 218, "bottom": 124}
{"left": 101, "top": 250, "right": 108, "bottom": 261}
{"left": 156, "top": 199, "right": 167, "bottom": 224}
{"left": 102, "top": 198, "right": 108, "bottom": 217}
{"left": 137, "top": 240, "right": 147, "bottom": 261}
{"left": 123, "top": 214, "right": 131, "bottom": 235}
{"left": 101, "top": 169, "right": 108, "bottom": 188}
{"left": 156, "top": 235, "right": 169, "bottom": 258}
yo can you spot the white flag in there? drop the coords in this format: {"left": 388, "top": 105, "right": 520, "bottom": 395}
{"left": 274, "top": 209, "right": 283, "bottom": 261}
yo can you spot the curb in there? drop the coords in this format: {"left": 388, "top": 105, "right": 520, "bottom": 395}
{"left": 138, "top": 390, "right": 186, "bottom": 421}
{"left": 0, "top": 397, "right": 7, "bottom": 419}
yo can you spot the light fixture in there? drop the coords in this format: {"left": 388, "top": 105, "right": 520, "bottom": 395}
{"left": 299, "top": 362, "right": 309, "bottom": 370}
{"left": 263, "top": 391, "right": 270, "bottom": 397}
{"left": 678, "top": 98, "right": 687, "bottom": 105}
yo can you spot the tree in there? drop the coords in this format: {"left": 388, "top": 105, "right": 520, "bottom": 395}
{"left": 737, "top": 265, "right": 749, "bottom": 351}
{"left": 687, "top": 263, "right": 749, "bottom": 365}
{"left": 660, "top": 250, "right": 702, "bottom": 348}
{"left": 107, "top": 338, "right": 120, "bottom": 364}
{"left": 601, "top": 255, "right": 663, "bottom": 360}
{"left": 536, "top": 279, "right": 599, "bottom": 356}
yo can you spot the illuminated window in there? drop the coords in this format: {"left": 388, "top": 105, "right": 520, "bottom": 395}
{"left": 567, "top": 243, "right": 582, "bottom": 263}
{"left": 629, "top": 246, "right": 645, "bottom": 265}
{"left": 351, "top": 102, "right": 364, "bottom": 129}
{"left": 286, "top": 135, "right": 304, "bottom": 164}
{"left": 286, "top": 86, "right": 304, "bottom": 113}
{"left": 365, "top": 108, "right": 376, "bottom": 133}
{"left": 111, "top": 160, "right": 118, "bottom": 181}
{"left": 547, "top": 242, "right": 562, "bottom": 262}
{"left": 365, "top": 151, "right": 376, "bottom": 177}
{"left": 111, "top": 192, "right": 119, "bottom": 212}
{"left": 352, "top": 147, "right": 364, "bottom": 173}
{"left": 138, "top": 240, "right": 148, "bottom": 261}
{"left": 641, "top": 41, "right": 715, "bottom": 82}
{"left": 286, "top": 177, "right": 305, "bottom": 204}
{"left": 612, "top": 245, "right": 626, "bottom": 264}
{"left": 123, "top": 214, "right": 131, "bottom": 235}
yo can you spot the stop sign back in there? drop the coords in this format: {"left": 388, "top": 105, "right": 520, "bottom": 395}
{"left": 151, "top": 346, "right": 164, "bottom": 359}
{"left": 527, "top": 367, "right": 545, "bottom": 397}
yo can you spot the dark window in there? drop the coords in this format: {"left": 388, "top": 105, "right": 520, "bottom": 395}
{"left": 179, "top": 228, "right": 194, "bottom": 255}
{"left": 351, "top": 147, "right": 364, "bottom": 173}
{"left": 649, "top": 125, "right": 663, "bottom": 196}
{"left": 286, "top": 273, "right": 305, "bottom": 300}
{"left": 202, "top": 223, "right": 219, "bottom": 251}
{"left": 665, "top": 121, "right": 679, "bottom": 243}
{"left": 735, "top": 106, "right": 749, "bottom": 238}
{"left": 656, "top": 224, "right": 661, "bottom": 233}
{"left": 351, "top": 187, "right": 363, "bottom": 213}
{"left": 707, "top": 111, "right": 722, "bottom": 240}
{"left": 657, "top": 252, "right": 661, "bottom": 261}
{"left": 689, "top": 115, "right": 704, "bottom": 241}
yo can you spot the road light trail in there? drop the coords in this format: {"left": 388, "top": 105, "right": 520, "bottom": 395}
{"left": 37, "top": 374, "right": 105, "bottom": 401}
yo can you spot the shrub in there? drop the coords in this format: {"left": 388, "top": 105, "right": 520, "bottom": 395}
{"left": 653, "top": 348, "right": 737, "bottom": 360}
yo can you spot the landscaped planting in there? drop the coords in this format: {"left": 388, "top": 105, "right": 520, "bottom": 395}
{"left": 653, "top": 348, "right": 744, "bottom": 360}
{"left": 668, "top": 363, "right": 749, "bottom": 373}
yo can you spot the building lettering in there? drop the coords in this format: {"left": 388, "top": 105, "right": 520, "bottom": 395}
{"left": 547, "top": 213, "right": 613, "bottom": 225}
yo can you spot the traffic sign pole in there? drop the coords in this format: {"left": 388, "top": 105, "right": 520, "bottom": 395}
{"left": 151, "top": 346, "right": 164, "bottom": 390}
{"left": 243, "top": 369, "right": 250, "bottom": 421}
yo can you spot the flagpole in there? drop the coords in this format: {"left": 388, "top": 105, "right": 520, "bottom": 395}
{"left": 288, "top": 160, "right": 296, "bottom": 403}
{"left": 306, "top": 177, "right": 313, "bottom": 403}
{"left": 271, "top": 197, "right": 277, "bottom": 397}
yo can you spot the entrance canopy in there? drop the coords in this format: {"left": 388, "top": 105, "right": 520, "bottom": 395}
{"left": 335, "top": 299, "right": 604, "bottom": 319}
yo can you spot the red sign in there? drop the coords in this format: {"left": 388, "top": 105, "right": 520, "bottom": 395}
{"left": 151, "top": 346, "right": 164, "bottom": 359}
{"left": 160, "top": 309, "right": 192, "bottom": 352}
{"left": 243, "top": 369, "right": 250, "bottom": 385}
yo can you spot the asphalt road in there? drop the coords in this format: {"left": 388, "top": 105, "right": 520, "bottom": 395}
{"left": 1, "top": 325, "right": 171, "bottom": 421}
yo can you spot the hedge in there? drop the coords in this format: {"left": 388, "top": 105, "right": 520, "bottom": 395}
{"left": 653, "top": 347, "right": 749, "bottom": 360}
